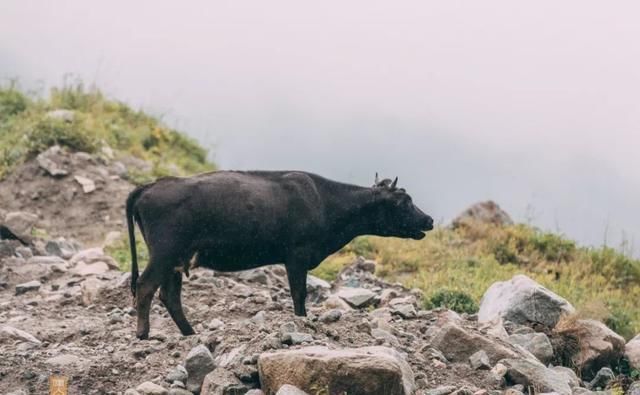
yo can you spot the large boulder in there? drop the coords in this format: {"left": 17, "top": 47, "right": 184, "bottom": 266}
{"left": 451, "top": 201, "right": 513, "bottom": 228}
{"left": 478, "top": 275, "right": 575, "bottom": 328}
{"left": 625, "top": 334, "right": 640, "bottom": 370}
{"left": 555, "top": 319, "right": 625, "bottom": 379}
{"left": 499, "top": 358, "right": 571, "bottom": 395}
{"left": 429, "top": 322, "right": 532, "bottom": 365}
{"left": 258, "top": 346, "right": 414, "bottom": 395}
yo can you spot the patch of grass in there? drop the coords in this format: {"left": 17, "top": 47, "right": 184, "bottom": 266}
{"left": 425, "top": 289, "right": 478, "bottom": 314}
{"left": 311, "top": 253, "right": 354, "bottom": 282}
{"left": 105, "top": 230, "right": 149, "bottom": 272}
{"left": 0, "top": 81, "right": 215, "bottom": 180}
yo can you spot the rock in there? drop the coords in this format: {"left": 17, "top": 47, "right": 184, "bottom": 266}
{"left": 45, "top": 238, "right": 79, "bottom": 259}
{"left": 391, "top": 303, "right": 417, "bottom": 319}
{"left": 628, "top": 382, "right": 640, "bottom": 395}
{"left": 0, "top": 240, "right": 16, "bottom": 258}
{"left": 276, "top": 384, "right": 308, "bottom": 395}
{"left": 426, "top": 386, "right": 457, "bottom": 395}
{"left": 555, "top": 319, "right": 625, "bottom": 379}
{"left": 281, "top": 332, "right": 313, "bottom": 345}
{"left": 258, "top": 346, "right": 414, "bottom": 395}
{"left": 168, "top": 389, "right": 193, "bottom": 395}
{"left": 507, "top": 333, "right": 554, "bottom": 364}
{"left": 27, "top": 255, "right": 65, "bottom": 265}
{"left": 238, "top": 268, "right": 269, "bottom": 285}
{"left": 208, "top": 319, "right": 225, "bottom": 330}
{"left": 245, "top": 391, "right": 265, "bottom": 395}
{"left": 136, "top": 381, "right": 169, "bottom": 395}
{"left": 185, "top": 345, "right": 216, "bottom": 394}
{"left": 81, "top": 277, "right": 105, "bottom": 306}
{"left": 429, "top": 323, "right": 530, "bottom": 365}
{"left": 500, "top": 358, "right": 571, "bottom": 395}
{"left": 4, "top": 211, "right": 38, "bottom": 236}
{"left": 73, "top": 176, "right": 96, "bottom": 193}
{"left": 200, "top": 367, "right": 246, "bottom": 395}
{"left": 69, "top": 247, "right": 118, "bottom": 269}
{"left": 72, "top": 261, "right": 110, "bottom": 276}
{"left": 336, "top": 287, "right": 376, "bottom": 308}
{"left": 46, "top": 109, "right": 75, "bottom": 122}
{"left": 469, "top": 350, "right": 491, "bottom": 370}
{"left": 306, "top": 274, "right": 331, "bottom": 302}
{"left": 371, "top": 328, "right": 400, "bottom": 347}
{"left": 166, "top": 365, "right": 188, "bottom": 384}
{"left": 625, "top": 334, "right": 640, "bottom": 370}
{"left": 103, "top": 231, "right": 123, "bottom": 248}
{"left": 478, "top": 275, "right": 575, "bottom": 328}
{"left": 319, "top": 309, "right": 342, "bottom": 323}
{"left": 587, "top": 367, "right": 614, "bottom": 390}
{"left": 451, "top": 200, "right": 513, "bottom": 228}
{"left": 36, "top": 145, "right": 69, "bottom": 176}
{"left": 324, "top": 295, "right": 353, "bottom": 310}
{"left": 0, "top": 325, "right": 41, "bottom": 344}
{"left": 550, "top": 366, "right": 580, "bottom": 388}
{"left": 15, "top": 280, "right": 41, "bottom": 295}
{"left": 45, "top": 354, "right": 87, "bottom": 367}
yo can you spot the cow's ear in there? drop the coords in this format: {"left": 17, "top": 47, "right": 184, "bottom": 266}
{"left": 374, "top": 172, "right": 379, "bottom": 185}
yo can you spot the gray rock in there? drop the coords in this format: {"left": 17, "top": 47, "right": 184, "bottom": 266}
{"left": 46, "top": 109, "right": 75, "bottom": 122}
{"left": 469, "top": 350, "right": 491, "bottom": 370}
{"left": 279, "top": 322, "right": 298, "bottom": 335}
{"left": 27, "top": 255, "right": 65, "bottom": 265}
{"left": 74, "top": 175, "right": 96, "bottom": 193}
{"left": 0, "top": 240, "right": 17, "bottom": 258}
{"left": 426, "top": 386, "right": 457, "bottom": 395}
{"left": 587, "top": 367, "right": 614, "bottom": 390}
{"left": 124, "top": 390, "right": 142, "bottom": 395}
{"left": 625, "top": 334, "right": 640, "bottom": 370}
{"left": 136, "top": 381, "right": 169, "bottom": 395}
{"left": 238, "top": 268, "right": 269, "bottom": 285}
{"left": 4, "top": 211, "right": 38, "bottom": 236}
{"left": 15, "top": 280, "right": 41, "bottom": 295}
{"left": 478, "top": 274, "right": 575, "bottom": 328}
{"left": 45, "top": 354, "right": 87, "bottom": 367}
{"left": 371, "top": 328, "right": 400, "bottom": 347}
{"left": 166, "top": 365, "right": 188, "bottom": 384}
{"left": 319, "top": 309, "right": 342, "bottom": 323}
{"left": 208, "top": 319, "right": 225, "bottom": 330}
{"left": 550, "top": 366, "right": 580, "bottom": 388}
{"left": 281, "top": 332, "right": 313, "bottom": 345}
{"left": 336, "top": 287, "right": 376, "bottom": 308}
{"left": 276, "top": 384, "right": 309, "bottom": 395}
{"left": 185, "top": 345, "right": 216, "bottom": 394}
{"left": 500, "top": 358, "right": 571, "bottom": 395}
{"left": 245, "top": 391, "right": 265, "bottom": 395}
{"left": 451, "top": 201, "right": 513, "bottom": 228}
{"left": 200, "top": 367, "right": 246, "bottom": 395}
{"left": 306, "top": 274, "right": 331, "bottom": 302}
{"left": 628, "top": 382, "right": 640, "bottom": 395}
{"left": 507, "top": 333, "right": 554, "bottom": 364}
{"left": 168, "top": 389, "right": 193, "bottom": 395}
{"left": 429, "top": 323, "right": 531, "bottom": 365}
{"left": 0, "top": 325, "right": 41, "bottom": 344}
{"left": 391, "top": 303, "right": 417, "bottom": 319}
{"left": 36, "top": 145, "right": 69, "bottom": 176}
{"left": 45, "top": 238, "right": 79, "bottom": 259}
{"left": 258, "top": 346, "right": 414, "bottom": 395}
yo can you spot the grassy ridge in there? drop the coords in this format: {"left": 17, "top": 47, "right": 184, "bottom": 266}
{"left": 313, "top": 222, "right": 640, "bottom": 339}
{"left": 0, "top": 81, "right": 215, "bottom": 181}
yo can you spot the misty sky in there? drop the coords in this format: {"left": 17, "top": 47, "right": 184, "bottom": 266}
{"left": 2, "top": 1, "right": 639, "bottom": 254}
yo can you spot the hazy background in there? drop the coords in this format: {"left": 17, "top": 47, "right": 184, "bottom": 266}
{"left": 2, "top": 1, "right": 639, "bottom": 254}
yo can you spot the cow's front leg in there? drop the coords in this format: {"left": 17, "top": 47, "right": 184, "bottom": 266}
{"left": 285, "top": 263, "right": 308, "bottom": 316}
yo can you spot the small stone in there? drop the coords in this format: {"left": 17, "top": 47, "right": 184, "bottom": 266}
{"left": 281, "top": 332, "right": 313, "bottom": 345}
{"left": 319, "top": 309, "right": 342, "bottom": 323}
{"left": 0, "top": 325, "right": 41, "bottom": 344}
{"left": 391, "top": 303, "right": 417, "bottom": 319}
{"left": 588, "top": 367, "right": 615, "bottom": 390}
{"left": 166, "top": 365, "right": 188, "bottom": 384}
{"left": 136, "top": 381, "right": 168, "bottom": 395}
{"left": 469, "top": 350, "right": 491, "bottom": 370}
{"left": 208, "top": 318, "right": 225, "bottom": 330}
{"left": 427, "top": 386, "right": 457, "bottom": 395}
{"left": 336, "top": 287, "right": 376, "bottom": 308}
{"left": 276, "top": 384, "right": 309, "bottom": 395}
{"left": 74, "top": 175, "right": 96, "bottom": 193}
{"left": 15, "top": 280, "right": 41, "bottom": 295}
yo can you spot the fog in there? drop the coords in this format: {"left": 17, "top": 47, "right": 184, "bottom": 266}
{"left": 2, "top": 1, "right": 639, "bottom": 253}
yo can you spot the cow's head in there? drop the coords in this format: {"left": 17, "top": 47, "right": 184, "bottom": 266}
{"left": 370, "top": 173, "right": 434, "bottom": 240}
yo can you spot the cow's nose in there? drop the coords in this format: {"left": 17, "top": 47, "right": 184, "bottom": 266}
{"left": 424, "top": 215, "right": 434, "bottom": 230}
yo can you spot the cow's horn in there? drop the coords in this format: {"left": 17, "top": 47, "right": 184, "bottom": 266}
{"left": 391, "top": 177, "right": 398, "bottom": 189}
{"left": 374, "top": 172, "right": 379, "bottom": 185}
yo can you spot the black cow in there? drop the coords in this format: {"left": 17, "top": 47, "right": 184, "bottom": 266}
{"left": 127, "top": 171, "right": 433, "bottom": 339}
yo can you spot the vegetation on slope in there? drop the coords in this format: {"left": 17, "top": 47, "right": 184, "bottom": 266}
{"left": 0, "top": 81, "right": 215, "bottom": 181}
{"left": 313, "top": 221, "right": 640, "bottom": 339}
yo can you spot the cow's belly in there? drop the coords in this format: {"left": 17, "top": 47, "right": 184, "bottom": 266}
{"left": 193, "top": 244, "right": 283, "bottom": 272}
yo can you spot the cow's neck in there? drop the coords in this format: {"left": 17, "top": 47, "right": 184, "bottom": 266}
{"left": 322, "top": 184, "right": 379, "bottom": 249}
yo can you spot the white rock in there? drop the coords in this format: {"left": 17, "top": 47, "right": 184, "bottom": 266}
{"left": 626, "top": 334, "right": 640, "bottom": 370}
{"left": 136, "top": 381, "right": 168, "bottom": 395}
{"left": 336, "top": 287, "right": 376, "bottom": 308}
{"left": 74, "top": 175, "right": 96, "bottom": 193}
{"left": 0, "top": 325, "right": 41, "bottom": 344}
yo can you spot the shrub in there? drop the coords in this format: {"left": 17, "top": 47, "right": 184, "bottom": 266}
{"left": 0, "top": 86, "right": 28, "bottom": 121}
{"left": 425, "top": 289, "right": 478, "bottom": 314}
{"left": 26, "top": 116, "right": 97, "bottom": 154}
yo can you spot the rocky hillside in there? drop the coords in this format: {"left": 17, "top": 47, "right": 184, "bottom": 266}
{"left": 1, "top": 85, "right": 640, "bottom": 394}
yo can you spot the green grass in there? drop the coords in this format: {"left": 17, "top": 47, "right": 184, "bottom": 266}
{"left": 0, "top": 81, "right": 215, "bottom": 180}
{"left": 320, "top": 221, "right": 640, "bottom": 339}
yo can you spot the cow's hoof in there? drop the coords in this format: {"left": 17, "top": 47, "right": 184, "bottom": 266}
{"left": 180, "top": 328, "right": 196, "bottom": 336}
{"left": 136, "top": 332, "right": 149, "bottom": 340}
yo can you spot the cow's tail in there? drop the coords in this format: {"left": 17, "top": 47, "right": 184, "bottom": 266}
{"left": 126, "top": 184, "right": 151, "bottom": 298}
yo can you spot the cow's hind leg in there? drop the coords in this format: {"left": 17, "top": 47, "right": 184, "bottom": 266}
{"left": 285, "top": 264, "right": 308, "bottom": 316}
{"left": 159, "top": 271, "right": 195, "bottom": 336}
{"left": 135, "top": 261, "right": 165, "bottom": 340}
